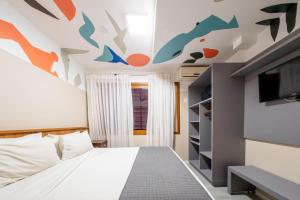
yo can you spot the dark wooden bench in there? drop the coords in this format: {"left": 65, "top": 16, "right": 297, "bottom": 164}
{"left": 228, "top": 166, "right": 300, "bottom": 200}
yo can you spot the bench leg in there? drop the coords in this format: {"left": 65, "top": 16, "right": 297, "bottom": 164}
{"left": 228, "top": 172, "right": 256, "bottom": 195}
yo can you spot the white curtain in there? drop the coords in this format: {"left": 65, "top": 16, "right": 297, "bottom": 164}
{"left": 86, "top": 74, "right": 133, "bottom": 147}
{"left": 147, "top": 73, "right": 176, "bottom": 147}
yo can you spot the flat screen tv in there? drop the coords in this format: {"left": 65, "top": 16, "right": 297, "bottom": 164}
{"left": 258, "top": 55, "right": 300, "bottom": 102}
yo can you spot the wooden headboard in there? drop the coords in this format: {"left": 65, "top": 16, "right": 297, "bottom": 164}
{"left": 0, "top": 127, "right": 88, "bottom": 138}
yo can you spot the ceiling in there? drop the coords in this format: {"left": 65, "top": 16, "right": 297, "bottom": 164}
{"left": 8, "top": 0, "right": 299, "bottom": 72}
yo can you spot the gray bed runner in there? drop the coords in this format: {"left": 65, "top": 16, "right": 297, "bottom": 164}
{"left": 119, "top": 147, "right": 212, "bottom": 200}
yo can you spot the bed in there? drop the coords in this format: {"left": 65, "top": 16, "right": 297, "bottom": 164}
{"left": 0, "top": 127, "right": 214, "bottom": 200}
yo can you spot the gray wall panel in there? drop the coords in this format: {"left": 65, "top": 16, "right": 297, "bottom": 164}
{"left": 244, "top": 71, "right": 300, "bottom": 146}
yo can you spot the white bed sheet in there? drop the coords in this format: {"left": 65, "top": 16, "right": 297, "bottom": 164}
{"left": 0, "top": 147, "right": 139, "bottom": 200}
{"left": 0, "top": 147, "right": 214, "bottom": 200}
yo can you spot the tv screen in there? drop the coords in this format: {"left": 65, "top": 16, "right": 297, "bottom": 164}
{"left": 259, "top": 55, "right": 300, "bottom": 103}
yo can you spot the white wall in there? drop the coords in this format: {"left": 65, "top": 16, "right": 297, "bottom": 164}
{"left": 227, "top": 8, "right": 300, "bottom": 184}
{"left": 0, "top": 49, "right": 87, "bottom": 130}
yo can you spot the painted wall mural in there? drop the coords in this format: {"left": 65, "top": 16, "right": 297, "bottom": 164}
{"left": 256, "top": 3, "right": 298, "bottom": 41}
{"left": 24, "top": 0, "right": 59, "bottom": 20}
{"left": 153, "top": 15, "right": 239, "bottom": 64}
{"left": 0, "top": 19, "right": 58, "bottom": 76}
{"left": 79, "top": 13, "right": 99, "bottom": 49}
{"left": 53, "top": 0, "right": 77, "bottom": 21}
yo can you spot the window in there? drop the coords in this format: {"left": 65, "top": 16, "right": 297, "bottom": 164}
{"left": 132, "top": 83, "right": 148, "bottom": 135}
{"left": 131, "top": 82, "right": 180, "bottom": 135}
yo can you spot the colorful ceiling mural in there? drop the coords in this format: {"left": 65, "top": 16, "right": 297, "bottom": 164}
{"left": 95, "top": 45, "right": 128, "bottom": 65}
{"left": 256, "top": 3, "right": 298, "bottom": 41}
{"left": 2, "top": 0, "right": 299, "bottom": 72}
{"left": 16, "top": 1, "right": 241, "bottom": 68}
{"left": 126, "top": 54, "right": 150, "bottom": 67}
{"left": 105, "top": 10, "right": 127, "bottom": 54}
{"left": 53, "top": 0, "right": 76, "bottom": 21}
{"left": 79, "top": 13, "right": 99, "bottom": 49}
{"left": 24, "top": 0, "right": 59, "bottom": 20}
{"left": 153, "top": 15, "right": 239, "bottom": 64}
{"left": 183, "top": 52, "right": 203, "bottom": 64}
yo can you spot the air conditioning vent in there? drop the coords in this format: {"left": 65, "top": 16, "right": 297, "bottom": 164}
{"left": 179, "top": 65, "right": 209, "bottom": 81}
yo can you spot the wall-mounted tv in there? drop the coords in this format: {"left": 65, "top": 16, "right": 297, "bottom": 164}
{"left": 258, "top": 55, "right": 300, "bottom": 102}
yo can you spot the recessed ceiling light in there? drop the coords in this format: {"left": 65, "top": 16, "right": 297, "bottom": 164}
{"left": 126, "top": 14, "right": 151, "bottom": 35}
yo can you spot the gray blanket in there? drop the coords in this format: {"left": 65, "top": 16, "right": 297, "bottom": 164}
{"left": 119, "top": 147, "right": 212, "bottom": 200}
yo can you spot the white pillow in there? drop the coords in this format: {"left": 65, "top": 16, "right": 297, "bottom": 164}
{"left": 0, "top": 133, "right": 42, "bottom": 142}
{"left": 60, "top": 131, "right": 93, "bottom": 160}
{"left": 44, "top": 134, "right": 61, "bottom": 158}
{"left": 0, "top": 138, "right": 60, "bottom": 188}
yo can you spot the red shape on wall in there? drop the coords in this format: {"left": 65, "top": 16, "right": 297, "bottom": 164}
{"left": 53, "top": 0, "right": 76, "bottom": 21}
{"left": 126, "top": 54, "right": 150, "bottom": 67}
{"left": 203, "top": 48, "right": 219, "bottom": 58}
{"left": 200, "top": 38, "right": 205, "bottom": 42}
{"left": 0, "top": 19, "right": 58, "bottom": 76}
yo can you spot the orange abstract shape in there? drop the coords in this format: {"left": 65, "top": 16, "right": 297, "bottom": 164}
{"left": 0, "top": 19, "right": 58, "bottom": 76}
{"left": 203, "top": 48, "right": 219, "bottom": 58}
{"left": 126, "top": 54, "right": 150, "bottom": 67}
{"left": 200, "top": 38, "right": 205, "bottom": 42}
{"left": 53, "top": 0, "right": 76, "bottom": 21}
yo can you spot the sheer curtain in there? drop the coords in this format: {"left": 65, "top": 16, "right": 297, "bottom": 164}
{"left": 86, "top": 74, "right": 133, "bottom": 147}
{"left": 147, "top": 73, "right": 176, "bottom": 147}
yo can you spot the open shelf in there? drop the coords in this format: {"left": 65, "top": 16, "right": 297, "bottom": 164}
{"left": 190, "top": 140, "right": 200, "bottom": 146}
{"left": 200, "top": 151, "right": 212, "bottom": 159}
{"left": 189, "top": 102, "right": 200, "bottom": 108}
{"left": 189, "top": 120, "right": 200, "bottom": 123}
{"left": 200, "top": 97, "right": 212, "bottom": 105}
{"left": 190, "top": 135, "right": 200, "bottom": 140}
{"left": 200, "top": 169, "right": 212, "bottom": 181}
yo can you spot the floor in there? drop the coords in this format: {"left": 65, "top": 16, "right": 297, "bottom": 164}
{"left": 186, "top": 163, "right": 262, "bottom": 200}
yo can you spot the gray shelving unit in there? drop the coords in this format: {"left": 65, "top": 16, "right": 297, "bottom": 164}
{"left": 188, "top": 63, "right": 245, "bottom": 186}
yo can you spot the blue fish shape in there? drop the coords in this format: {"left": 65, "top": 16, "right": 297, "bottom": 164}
{"left": 79, "top": 13, "right": 99, "bottom": 48}
{"left": 153, "top": 15, "right": 239, "bottom": 64}
{"left": 95, "top": 45, "right": 128, "bottom": 65}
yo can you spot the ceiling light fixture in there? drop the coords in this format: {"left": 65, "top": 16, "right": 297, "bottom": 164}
{"left": 126, "top": 14, "right": 151, "bottom": 36}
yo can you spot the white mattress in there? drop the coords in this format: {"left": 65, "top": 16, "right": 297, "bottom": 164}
{"left": 0, "top": 148, "right": 139, "bottom": 200}
{"left": 0, "top": 147, "right": 213, "bottom": 200}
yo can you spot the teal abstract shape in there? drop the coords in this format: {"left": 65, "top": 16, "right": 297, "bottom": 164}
{"left": 79, "top": 13, "right": 99, "bottom": 48}
{"left": 153, "top": 15, "right": 239, "bottom": 64}
{"left": 95, "top": 45, "right": 128, "bottom": 65}
{"left": 94, "top": 46, "right": 113, "bottom": 62}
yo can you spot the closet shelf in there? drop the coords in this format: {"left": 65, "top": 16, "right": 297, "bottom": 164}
{"left": 190, "top": 140, "right": 200, "bottom": 146}
{"left": 200, "top": 97, "right": 212, "bottom": 105}
{"left": 189, "top": 120, "right": 200, "bottom": 123}
{"left": 200, "top": 151, "right": 212, "bottom": 159}
{"left": 190, "top": 135, "right": 200, "bottom": 140}
{"left": 189, "top": 102, "right": 200, "bottom": 108}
